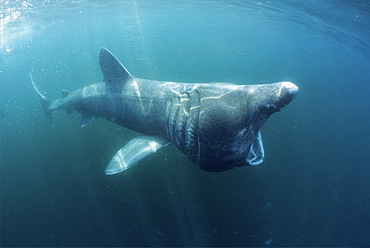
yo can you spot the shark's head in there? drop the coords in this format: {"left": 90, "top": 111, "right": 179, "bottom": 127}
{"left": 191, "top": 82, "right": 299, "bottom": 172}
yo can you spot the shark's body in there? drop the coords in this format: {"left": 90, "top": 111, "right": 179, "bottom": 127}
{"left": 31, "top": 48, "right": 298, "bottom": 175}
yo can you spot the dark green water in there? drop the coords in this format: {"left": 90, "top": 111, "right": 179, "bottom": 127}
{"left": 1, "top": 0, "right": 370, "bottom": 246}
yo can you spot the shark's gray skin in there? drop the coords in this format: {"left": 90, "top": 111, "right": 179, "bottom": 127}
{"left": 31, "top": 47, "right": 298, "bottom": 175}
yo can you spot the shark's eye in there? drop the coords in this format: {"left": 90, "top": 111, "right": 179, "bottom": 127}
{"left": 260, "top": 104, "right": 278, "bottom": 113}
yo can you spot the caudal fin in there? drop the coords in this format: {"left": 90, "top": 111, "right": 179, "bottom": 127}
{"left": 30, "top": 73, "right": 52, "bottom": 121}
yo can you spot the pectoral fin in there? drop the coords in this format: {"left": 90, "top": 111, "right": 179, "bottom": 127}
{"left": 105, "top": 136, "right": 170, "bottom": 175}
{"left": 246, "top": 131, "right": 264, "bottom": 166}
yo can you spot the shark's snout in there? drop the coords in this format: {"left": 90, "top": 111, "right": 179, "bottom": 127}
{"left": 280, "top": 81, "right": 299, "bottom": 99}
{"left": 275, "top": 81, "right": 299, "bottom": 109}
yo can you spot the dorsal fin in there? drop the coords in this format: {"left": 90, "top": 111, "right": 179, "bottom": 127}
{"left": 99, "top": 47, "right": 132, "bottom": 95}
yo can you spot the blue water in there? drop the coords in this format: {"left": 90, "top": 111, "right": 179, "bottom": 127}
{"left": 1, "top": 0, "right": 370, "bottom": 247}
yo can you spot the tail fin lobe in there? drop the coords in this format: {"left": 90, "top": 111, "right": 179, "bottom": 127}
{"left": 30, "top": 73, "right": 52, "bottom": 121}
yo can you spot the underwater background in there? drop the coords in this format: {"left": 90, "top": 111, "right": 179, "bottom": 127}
{"left": 1, "top": 0, "right": 370, "bottom": 247}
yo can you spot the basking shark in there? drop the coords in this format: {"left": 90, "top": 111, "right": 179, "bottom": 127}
{"left": 31, "top": 47, "right": 298, "bottom": 175}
